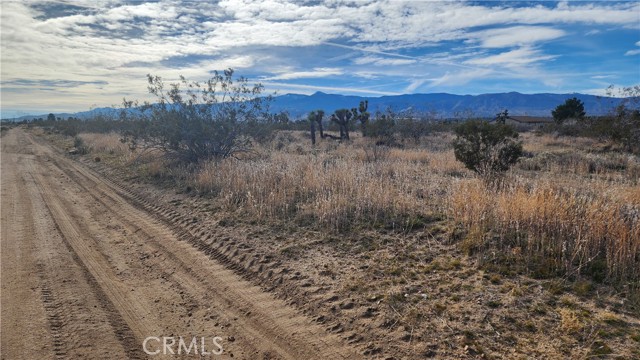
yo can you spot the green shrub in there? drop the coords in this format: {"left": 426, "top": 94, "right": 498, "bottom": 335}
{"left": 121, "top": 69, "right": 273, "bottom": 162}
{"left": 452, "top": 120, "right": 523, "bottom": 180}
{"left": 366, "top": 112, "right": 396, "bottom": 145}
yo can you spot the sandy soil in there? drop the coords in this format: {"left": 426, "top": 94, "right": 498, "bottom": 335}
{"left": 1, "top": 128, "right": 361, "bottom": 359}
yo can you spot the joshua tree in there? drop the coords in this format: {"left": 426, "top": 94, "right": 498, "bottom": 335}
{"left": 496, "top": 109, "right": 509, "bottom": 124}
{"left": 352, "top": 100, "right": 370, "bottom": 136}
{"left": 331, "top": 108, "right": 353, "bottom": 140}
{"left": 308, "top": 110, "right": 325, "bottom": 145}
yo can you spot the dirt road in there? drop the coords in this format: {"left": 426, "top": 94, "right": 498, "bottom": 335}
{"left": 1, "top": 128, "right": 360, "bottom": 359}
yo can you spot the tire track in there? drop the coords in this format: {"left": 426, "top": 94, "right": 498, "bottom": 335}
{"left": 36, "top": 264, "right": 68, "bottom": 359}
{"left": 35, "top": 135, "right": 360, "bottom": 359}
{"left": 17, "top": 129, "right": 361, "bottom": 358}
{"left": 33, "top": 165, "right": 144, "bottom": 359}
{"left": 3, "top": 130, "right": 130, "bottom": 360}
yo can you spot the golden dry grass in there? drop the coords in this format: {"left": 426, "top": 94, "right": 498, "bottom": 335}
{"left": 79, "top": 132, "right": 129, "bottom": 155}
{"left": 194, "top": 150, "right": 449, "bottom": 231}
{"left": 79, "top": 130, "right": 640, "bottom": 285}
{"left": 448, "top": 177, "right": 639, "bottom": 282}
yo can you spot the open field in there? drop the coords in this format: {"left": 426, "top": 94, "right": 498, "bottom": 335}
{"left": 3, "top": 1, "right": 640, "bottom": 358}
{"left": 2, "top": 125, "right": 639, "bottom": 359}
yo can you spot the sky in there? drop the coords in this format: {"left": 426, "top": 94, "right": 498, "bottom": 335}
{"left": 1, "top": 0, "right": 639, "bottom": 118}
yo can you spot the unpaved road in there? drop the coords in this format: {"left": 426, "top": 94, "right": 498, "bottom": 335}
{"left": 1, "top": 128, "right": 360, "bottom": 359}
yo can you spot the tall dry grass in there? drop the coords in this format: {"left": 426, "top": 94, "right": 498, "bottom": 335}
{"left": 195, "top": 150, "right": 453, "bottom": 231}
{"left": 79, "top": 132, "right": 137, "bottom": 163}
{"left": 79, "top": 129, "right": 640, "bottom": 285}
{"left": 448, "top": 177, "right": 640, "bottom": 283}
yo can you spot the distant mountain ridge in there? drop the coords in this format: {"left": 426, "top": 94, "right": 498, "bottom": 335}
{"left": 268, "top": 91, "right": 622, "bottom": 118}
{"left": 4, "top": 91, "right": 624, "bottom": 121}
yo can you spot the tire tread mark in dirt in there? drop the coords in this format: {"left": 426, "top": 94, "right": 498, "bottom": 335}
{"left": 35, "top": 263, "right": 67, "bottom": 359}
{"left": 36, "top": 139, "right": 359, "bottom": 359}
{"left": 32, "top": 170, "right": 143, "bottom": 360}
{"left": 54, "top": 157, "right": 270, "bottom": 297}
{"left": 57, "top": 154, "right": 271, "bottom": 291}
{"left": 48, "top": 155, "right": 355, "bottom": 358}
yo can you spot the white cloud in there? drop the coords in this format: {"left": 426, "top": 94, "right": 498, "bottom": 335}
{"left": 261, "top": 82, "right": 400, "bottom": 96}
{"left": 426, "top": 69, "right": 494, "bottom": 88}
{"left": 404, "top": 78, "right": 428, "bottom": 92}
{"left": 591, "top": 75, "right": 616, "bottom": 79}
{"left": 467, "top": 26, "right": 566, "bottom": 48}
{"left": 466, "top": 47, "right": 557, "bottom": 68}
{"left": 353, "top": 56, "right": 417, "bottom": 66}
{"left": 262, "top": 67, "right": 344, "bottom": 80}
{"left": 625, "top": 41, "right": 640, "bottom": 56}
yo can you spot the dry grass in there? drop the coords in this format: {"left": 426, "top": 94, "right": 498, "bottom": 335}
{"left": 195, "top": 132, "right": 639, "bottom": 285}
{"left": 195, "top": 150, "right": 449, "bottom": 231}
{"left": 77, "top": 132, "right": 143, "bottom": 165}
{"left": 79, "top": 129, "right": 640, "bottom": 286}
{"left": 79, "top": 132, "right": 129, "bottom": 155}
{"left": 448, "top": 177, "right": 640, "bottom": 282}
{"left": 558, "top": 307, "right": 587, "bottom": 334}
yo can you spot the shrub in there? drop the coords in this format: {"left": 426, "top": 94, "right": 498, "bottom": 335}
{"left": 73, "top": 136, "right": 89, "bottom": 155}
{"left": 452, "top": 120, "right": 523, "bottom": 180}
{"left": 121, "top": 69, "right": 273, "bottom": 162}
{"left": 367, "top": 111, "right": 396, "bottom": 145}
{"left": 607, "top": 104, "right": 640, "bottom": 153}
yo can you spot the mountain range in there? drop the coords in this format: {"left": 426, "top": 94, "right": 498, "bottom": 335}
{"left": 4, "top": 91, "right": 624, "bottom": 121}
{"left": 268, "top": 91, "right": 622, "bottom": 118}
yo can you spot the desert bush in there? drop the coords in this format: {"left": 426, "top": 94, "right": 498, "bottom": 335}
{"left": 452, "top": 120, "right": 523, "bottom": 181}
{"left": 366, "top": 111, "right": 396, "bottom": 145}
{"left": 607, "top": 106, "right": 640, "bottom": 153}
{"left": 55, "top": 118, "right": 80, "bottom": 137}
{"left": 396, "top": 117, "right": 429, "bottom": 143}
{"left": 120, "top": 69, "right": 273, "bottom": 162}
{"left": 73, "top": 136, "right": 89, "bottom": 154}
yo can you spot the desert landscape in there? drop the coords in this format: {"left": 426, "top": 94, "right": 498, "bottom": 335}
{"left": 2, "top": 1, "right": 639, "bottom": 359}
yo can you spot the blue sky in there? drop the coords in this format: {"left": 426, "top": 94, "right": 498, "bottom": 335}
{"left": 1, "top": 0, "right": 639, "bottom": 118}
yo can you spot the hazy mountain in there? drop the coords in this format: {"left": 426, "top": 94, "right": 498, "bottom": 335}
{"left": 3, "top": 92, "right": 623, "bottom": 121}
{"left": 269, "top": 91, "right": 622, "bottom": 118}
